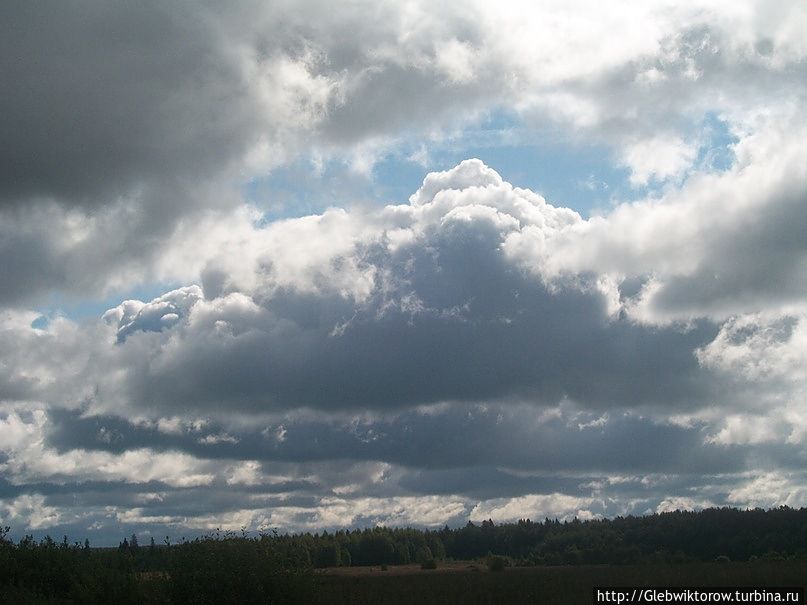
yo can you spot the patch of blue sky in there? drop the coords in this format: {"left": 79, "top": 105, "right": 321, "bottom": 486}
{"left": 244, "top": 156, "right": 397, "bottom": 223}
{"left": 631, "top": 111, "right": 739, "bottom": 200}
{"left": 242, "top": 110, "right": 632, "bottom": 219}
{"left": 245, "top": 109, "right": 739, "bottom": 222}
{"left": 398, "top": 128, "right": 635, "bottom": 218}
{"left": 694, "top": 111, "right": 738, "bottom": 172}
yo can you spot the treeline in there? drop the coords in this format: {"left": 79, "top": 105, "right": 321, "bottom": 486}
{"left": 0, "top": 528, "right": 314, "bottom": 604}
{"left": 284, "top": 506, "right": 807, "bottom": 567}
{"left": 3, "top": 507, "right": 807, "bottom": 602}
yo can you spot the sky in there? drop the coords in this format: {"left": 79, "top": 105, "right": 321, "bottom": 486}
{"left": 2, "top": 0, "right": 807, "bottom": 545}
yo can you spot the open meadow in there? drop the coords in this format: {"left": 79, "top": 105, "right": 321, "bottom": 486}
{"left": 314, "top": 561, "right": 807, "bottom": 605}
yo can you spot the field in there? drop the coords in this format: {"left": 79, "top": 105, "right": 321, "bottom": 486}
{"left": 313, "top": 561, "right": 807, "bottom": 605}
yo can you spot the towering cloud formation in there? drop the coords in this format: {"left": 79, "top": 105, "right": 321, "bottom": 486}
{"left": 2, "top": 161, "right": 709, "bottom": 418}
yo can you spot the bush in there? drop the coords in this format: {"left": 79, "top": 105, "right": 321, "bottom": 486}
{"left": 487, "top": 555, "right": 507, "bottom": 572}
{"left": 420, "top": 559, "right": 437, "bottom": 570}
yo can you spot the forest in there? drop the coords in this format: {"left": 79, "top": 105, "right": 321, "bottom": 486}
{"left": 2, "top": 506, "right": 807, "bottom": 604}
{"left": 285, "top": 505, "right": 807, "bottom": 567}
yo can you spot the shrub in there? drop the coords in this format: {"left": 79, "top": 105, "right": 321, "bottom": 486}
{"left": 420, "top": 559, "right": 437, "bottom": 570}
{"left": 487, "top": 555, "right": 507, "bottom": 572}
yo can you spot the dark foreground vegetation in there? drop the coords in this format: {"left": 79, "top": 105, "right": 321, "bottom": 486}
{"left": 318, "top": 560, "right": 807, "bottom": 605}
{"left": 0, "top": 528, "right": 315, "bottom": 605}
{"left": 2, "top": 507, "right": 807, "bottom": 603}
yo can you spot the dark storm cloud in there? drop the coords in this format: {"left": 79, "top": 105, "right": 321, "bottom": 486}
{"left": 106, "top": 213, "right": 718, "bottom": 415}
{"left": 0, "top": 1, "right": 260, "bottom": 206}
{"left": 0, "top": 1, "right": 323, "bottom": 304}
{"left": 44, "top": 404, "right": 746, "bottom": 478}
{"left": 0, "top": 1, "right": 270, "bottom": 304}
{"left": 0, "top": 0, "right": 495, "bottom": 306}
{"left": 9, "top": 397, "right": 807, "bottom": 543}
{"left": 0, "top": 183, "right": 225, "bottom": 307}
{"left": 396, "top": 468, "right": 601, "bottom": 500}
{"left": 0, "top": 157, "right": 725, "bottom": 422}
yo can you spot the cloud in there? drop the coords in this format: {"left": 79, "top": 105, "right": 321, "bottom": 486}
{"left": 104, "top": 286, "right": 204, "bottom": 344}
{"left": 4, "top": 1, "right": 807, "bottom": 542}
{"left": 0, "top": 410, "right": 215, "bottom": 488}
{"left": 41, "top": 403, "right": 746, "bottom": 478}
{"left": 504, "top": 112, "right": 807, "bottom": 324}
{"left": 7, "top": 156, "right": 806, "bottom": 446}
{"left": 4, "top": 1, "right": 807, "bottom": 306}
{"left": 2, "top": 494, "right": 62, "bottom": 531}
{"left": 727, "top": 473, "right": 807, "bottom": 510}
{"left": 0, "top": 1, "right": 336, "bottom": 304}
{"left": 70, "top": 160, "right": 719, "bottom": 417}
{"left": 1, "top": 399, "right": 805, "bottom": 539}
{"left": 471, "top": 493, "right": 597, "bottom": 523}
{"left": 655, "top": 496, "right": 714, "bottom": 514}
{"left": 621, "top": 134, "right": 699, "bottom": 186}
{"left": 3, "top": 156, "right": 807, "bottom": 541}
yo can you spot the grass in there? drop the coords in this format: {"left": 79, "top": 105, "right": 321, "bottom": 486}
{"left": 312, "top": 560, "right": 807, "bottom": 605}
